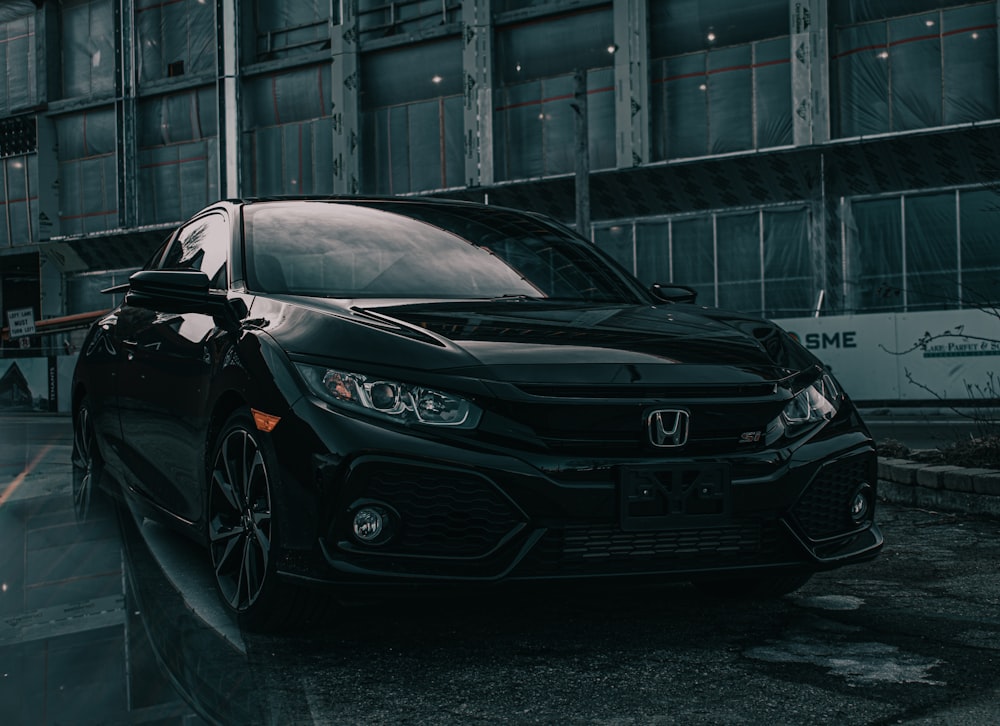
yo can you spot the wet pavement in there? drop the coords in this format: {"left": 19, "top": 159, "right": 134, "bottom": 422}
{"left": 0, "top": 414, "right": 204, "bottom": 724}
{"left": 2, "top": 413, "right": 1000, "bottom": 725}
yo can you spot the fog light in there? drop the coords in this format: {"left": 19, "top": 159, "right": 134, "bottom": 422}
{"left": 850, "top": 485, "right": 872, "bottom": 523}
{"left": 350, "top": 504, "right": 395, "bottom": 545}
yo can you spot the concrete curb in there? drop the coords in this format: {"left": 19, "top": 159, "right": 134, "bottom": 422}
{"left": 878, "top": 457, "right": 1000, "bottom": 517}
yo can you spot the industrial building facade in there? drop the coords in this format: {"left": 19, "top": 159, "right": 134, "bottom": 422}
{"left": 2, "top": 0, "right": 1000, "bottom": 373}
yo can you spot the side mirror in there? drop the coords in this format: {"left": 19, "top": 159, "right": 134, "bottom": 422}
{"left": 650, "top": 283, "right": 698, "bottom": 304}
{"left": 126, "top": 269, "right": 212, "bottom": 310}
{"left": 125, "top": 269, "right": 244, "bottom": 323}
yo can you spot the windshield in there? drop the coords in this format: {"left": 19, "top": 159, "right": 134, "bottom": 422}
{"left": 243, "top": 201, "right": 645, "bottom": 303}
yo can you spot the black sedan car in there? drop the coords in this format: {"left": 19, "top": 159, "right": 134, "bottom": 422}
{"left": 72, "top": 197, "right": 882, "bottom": 629}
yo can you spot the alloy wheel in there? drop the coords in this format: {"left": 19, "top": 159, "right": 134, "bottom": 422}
{"left": 208, "top": 426, "right": 274, "bottom": 613}
{"left": 72, "top": 403, "right": 96, "bottom": 519}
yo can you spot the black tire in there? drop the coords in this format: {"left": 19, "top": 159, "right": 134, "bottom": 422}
{"left": 207, "top": 409, "right": 329, "bottom": 631}
{"left": 207, "top": 410, "right": 284, "bottom": 630}
{"left": 72, "top": 397, "right": 104, "bottom": 521}
{"left": 692, "top": 572, "right": 813, "bottom": 599}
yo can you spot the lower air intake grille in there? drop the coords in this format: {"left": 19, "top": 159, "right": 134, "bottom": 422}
{"left": 514, "top": 522, "right": 782, "bottom": 577}
{"left": 359, "top": 466, "right": 524, "bottom": 558}
{"left": 791, "top": 455, "right": 873, "bottom": 540}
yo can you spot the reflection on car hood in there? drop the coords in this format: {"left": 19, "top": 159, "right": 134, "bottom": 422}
{"left": 257, "top": 297, "right": 818, "bottom": 385}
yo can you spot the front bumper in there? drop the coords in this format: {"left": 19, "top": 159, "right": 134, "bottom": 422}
{"left": 273, "top": 398, "right": 883, "bottom": 586}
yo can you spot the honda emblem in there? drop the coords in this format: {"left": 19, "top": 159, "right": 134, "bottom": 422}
{"left": 648, "top": 409, "right": 689, "bottom": 448}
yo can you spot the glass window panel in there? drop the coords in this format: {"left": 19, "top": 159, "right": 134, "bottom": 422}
{"left": 1, "top": 13, "right": 36, "bottom": 114}
{"left": 179, "top": 141, "right": 215, "bottom": 219}
{"left": 587, "top": 67, "right": 616, "bottom": 171}
{"left": 360, "top": 39, "right": 463, "bottom": 193}
{"left": 594, "top": 225, "right": 633, "bottom": 274}
{"left": 649, "top": 60, "right": 669, "bottom": 161}
{"left": 361, "top": 39, "right": 463, "bottom": 110}
{"left": 61, "top": 0, "right": 115, "bottom": 99}
{"left": 389, "top": 106, "right": 410, "bottom": 194}
{"left": 959, "top": 188, "right": 1000, "bottom": 305}
{"left": 361, "top": 108, "right": 390, "bottom": 195}
{"left": 495, "top": 8, "right": 613, "bottom": 85}
{"left": 834, "top": 22, "right": 890, "bottom": 136}
{"left": 671, "top": 216, "right": 715, "bottom": 305}
{"left": 496, "top": 81, "right": 545, "bottom": 180}
{"left": 663, "top": 53, "right": 708, "bottom": 159}
{"left": 56, "top": 109, "right": 118, "bottom": 235}
{"left": 244, "top": 65, "right": 331, "bottom": 127}
{"left": 943, "top": 4, "right": 998, "bottom": 125}
{"left": 905, "top": 192, "right": 957, "bottom": 310}
{"left": 833, "top": 0, "right": 975, "bottom": 25}
{"left": 141, "top": 146, "right": 177, "bottom": 222}
{"left": 717, "top": 212, "right": 761, "bottom": 313}
{"left": 307, "top": 119, "right": 333, "bottom": 196}
{"left": 755, "top": 37, "right": 792, "bottom": 149}
{"left": 540, "top": 75, "right": 575, "bottom": 176}
{"left": 851, "top": 197, "right": 902, "bottom": 311}
{"left": 636, "top": 222, "right": 671, "bottom": 286}
{"left": 649, "top": 0, "right": 788, "bottom": 57}
{"left": 494, "top": 10, "right": 614, "bottom": 182}
{"left": 495, "top": 0, "right": 551, "bottom": 11}
{"left": 443, "top": 96, "right": 464, "bottom": 188}
{"left": 249, "top": 126, "right": 283, "bottom": 196}
{"left": 763, "top": 207, "right": 812, "bottom": 317}
{"left": 408, "top": 100, "right": 442, "bottom": 192}
{"left": 357, "top": 0, "right": 453, "bottom": 44}
{"left": 56, "top": 110, "right": 110, "bottom": 160}
{"left": 889, "top": 14, "right": 942, "bottom": 131}
{"left": 139, "top": 88, "right": 217, "bottom": 147}
{"left": 3, "top": 156, "right": 30, "bottom": 246}
{"left": 67, "top": 269, "right": 138, "bottom": 314}
{"left": 136, "top": 0, "right": 215, "bottom": 84}
{"left": 708, "top": 46, "right": 753, "bottom": 154}
{"left": 253, "top": 0, "right": 329, "bottom": 61}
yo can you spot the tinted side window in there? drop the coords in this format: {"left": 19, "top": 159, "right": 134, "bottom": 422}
{"left": 159, "top": 213, "right": 229, "bottom": 289}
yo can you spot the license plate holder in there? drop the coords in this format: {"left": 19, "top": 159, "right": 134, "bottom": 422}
{"left": 619, "top": 463, "right": 732, "bottom": 531}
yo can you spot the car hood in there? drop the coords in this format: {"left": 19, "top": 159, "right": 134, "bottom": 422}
{"left": 251, "top": 296, "right": 818, "bottom": 386}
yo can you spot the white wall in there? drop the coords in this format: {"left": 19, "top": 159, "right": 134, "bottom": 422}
{"left": 777, "top": 309, "right": 1000, "bottom": 403}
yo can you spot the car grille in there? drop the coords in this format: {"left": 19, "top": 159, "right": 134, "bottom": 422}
{"left": 484, "top": 398, "right": 784, "bottom": 456}
{"left": 357, "top": 466, "right": 525, "bottom": 558}
{"left": 513, "top": 521, "right": 784, "bottom": 577}
{"left": 791, "top": 455, "right": 873, "bottom": 540}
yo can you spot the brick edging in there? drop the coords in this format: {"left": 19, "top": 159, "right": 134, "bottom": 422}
{"left": 878, "top": 457, "right": 1000, "bottom": 517}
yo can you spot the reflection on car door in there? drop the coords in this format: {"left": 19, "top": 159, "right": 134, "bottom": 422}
{"left": 115, "top": 212, "right": 231, "bottom": 524}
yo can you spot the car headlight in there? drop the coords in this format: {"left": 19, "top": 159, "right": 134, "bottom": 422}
{"left": 295, "top": 364, "right": 481, "bottom": 429}
{"left": 767, "top": 373, "right": 841, "bottom": 442}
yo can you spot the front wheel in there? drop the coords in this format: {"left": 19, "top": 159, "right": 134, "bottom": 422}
{"left": 207, "top": 411, "right": 283, "bottom": 630}
{"left": 72, "top": 397, "right": 104, "bottom": 521}
{"left": 206, "top": 409, "right": 327, "bottom": 631}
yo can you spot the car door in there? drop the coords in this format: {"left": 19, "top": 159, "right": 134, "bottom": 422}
{"left": 115, "top": 211, "right": 233, "bottom": 522}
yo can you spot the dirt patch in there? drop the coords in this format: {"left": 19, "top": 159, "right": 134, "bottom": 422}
{"left": 877, "top": 435, "right": 1000, "bottom": 470}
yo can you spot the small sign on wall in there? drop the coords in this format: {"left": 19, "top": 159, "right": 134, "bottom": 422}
{"left": 6, "top": 308, "right": 36, "bottom": 338}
